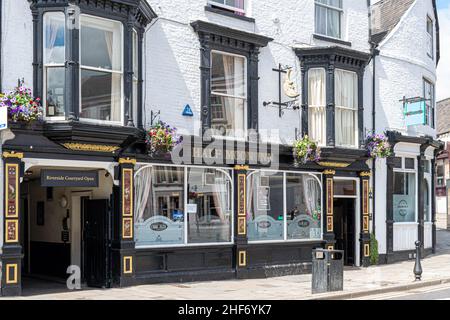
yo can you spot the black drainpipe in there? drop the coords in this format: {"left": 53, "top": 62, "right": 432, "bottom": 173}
{"left": 370, "top": 44, "right": 380, "bottom": 236}
{"left": 0, "top": 0, "right": 3, "bottom": 93}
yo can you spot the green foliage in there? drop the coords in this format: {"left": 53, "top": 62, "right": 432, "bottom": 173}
{"left": 370, "top": 233, "right": 379, "bottom": 265}
{"left": 292, "top": 135, "right": 321, "bottom": 164}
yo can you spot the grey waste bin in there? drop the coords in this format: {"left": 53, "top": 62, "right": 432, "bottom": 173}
{"left": 311, "top": 248, "right": 344, "bottom": 294}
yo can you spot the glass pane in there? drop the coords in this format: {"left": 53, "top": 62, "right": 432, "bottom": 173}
{"left": 81, "top": 69, "right": 122, "bottom": 122}
{"left": 225, "top": 0, "right": 244, "bottom": 9}
{"left": 405, "top": 158, "right": 415, "bottom": 169}
{"left": 134, "top": 166, "right": 185, "bottom": 246}
{"left": 286, "top": 174, "right": 322, "bottom": 240}
{"left": 81, "top": 16, "right": 122, "bottom": 71}
{"left": 335, "top": 69, "right": 358, "bottom": 147}
{"left": 132, "top": 31, "right": 139, "bottom": 76}
{"left": 423, "top": 160, "right": 430, "bottom": 173}
{"left": 393, "top": 172, "right": 416, "bottom": 222}
{"left": 44, "top": 12, "right": 65, "bottom": 64}
{"left": 211, "top": 52, "right": 245, "bottom": 98}
{"left": 308, "top": 68, "right": 326, "bottom": 145}
{"left": 326, "top": 8, "right": 341, "bottom": 38}
{"left": 423, "top": 179, "right": 430, "bottom": 222}
{"left": 247, "top": 172, "right": 284, "bottom": 241}
{"left": 393, "top": 157, "right": 402, "bottom": 168}
{"left": 210, "top": 95, "right": 245, "bottom": 137}
{"left": 45, "top": 67, "right": 65, "bottom": 117}
{"left": 315, "top": 5, "right": 327, "bottom": 35}
{"left": 187, "top": 168, "right": 232, "bottom": 244}
{"left": 334, "top": 180, "right": 357, "bottom": 196}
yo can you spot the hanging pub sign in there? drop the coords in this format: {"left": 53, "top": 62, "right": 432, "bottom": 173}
{"left": 41, "top": 169, "right": 99, "bottom": 187}
{"left": 402, "top": 96, "right": 427, "bottom": 126}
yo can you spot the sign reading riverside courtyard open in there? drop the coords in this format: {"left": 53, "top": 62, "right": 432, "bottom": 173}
{"left": 41, "top": 170, "right": 99, "bottom": 188}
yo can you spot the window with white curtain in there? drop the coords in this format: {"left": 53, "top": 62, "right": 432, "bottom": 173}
{"left": 247, "top": 171, "right": 322, "bottom": 242}
{"left": 315, "top": 0, "right": 343, "bottom": 39}
{"left": 134, "top": 165, "right": 233, "bottom": 247}
{"left": 424, "top": 79, "right": 435, "bottom": 128}
{"left": 335, "top": 69, "right": 358, "bottom": 148}
{"left": 43, "top": 12, "right": 66, "bottom": 118}
{"left": 210, "top": 51, "right": 247, "bottom": 138}
{"left": 308, "top": 68, "right": 326, "bottom": 146}
{"left": 80, "top": 15, "right": 123, "bottom": 123}
{"left": 208, "top": 0, "right": 245, "bottom": 15}
{"left": 427, "top": 16, "right": 434, "bottom": 59}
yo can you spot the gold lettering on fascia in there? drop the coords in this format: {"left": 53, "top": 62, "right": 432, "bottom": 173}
{"left": 46, "top": 175, "right": 95, "bottom": 182}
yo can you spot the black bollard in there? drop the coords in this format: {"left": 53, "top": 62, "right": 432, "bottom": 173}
{"left": 413, "top": 240, "right": 423, "bottom": 281}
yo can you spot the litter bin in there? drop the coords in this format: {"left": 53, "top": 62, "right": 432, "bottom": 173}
{"left": 311, "top": 248, "right": 344, "bottom": 294}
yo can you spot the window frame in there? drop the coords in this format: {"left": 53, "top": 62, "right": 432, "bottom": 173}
{"left": 134, "top": 163, "right": 235, "bottom": 249}
{"left": 78, "top": 14, "right": 124, "bottom": 125}
{"left": 246, "top": 169, "right": 324, "bottom": 244}
{"left": 427, "top": 15, "right": 434, "bottom": 60}
{"left": 308, "top": 67, "right": 327, "bottom": 146}
{"left": 334, "top": 68, "right": 359, "bottom": 148}
{"left": 423, "top": 78, "right": 435, "bottom": 128}
{"left": 392, "top": 156, "right": 418, "bottom": 225}
{"left": 315, "top": 0, "right": 344, "bottom": 40}
{"left": 423, "top": 159, "right": 432, "bottom": 223}
{"left": 210, "top": 50, "right": 248, "bottom": 140}
{"left": 207, "top": 0, "right": 245, "bottom": 15}
{"left": 42, "top": 11, "right": 67, "bottom": 121}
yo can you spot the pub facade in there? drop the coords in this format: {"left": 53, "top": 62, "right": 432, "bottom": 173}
{"left": 0, "top": 0, "right": 441, "bottom": 296}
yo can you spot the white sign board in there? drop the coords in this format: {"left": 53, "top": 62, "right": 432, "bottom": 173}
{"left": 0, "top": 107, "right": 7, "bottom": 131}
{"left": 187, "top": 204, "right": 198, "bottom": 213}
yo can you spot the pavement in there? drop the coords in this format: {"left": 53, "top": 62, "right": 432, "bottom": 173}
{"left": 4, "top": 228, "right": 450, "bottom": 300}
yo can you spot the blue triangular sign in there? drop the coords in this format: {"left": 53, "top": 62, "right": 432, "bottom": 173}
{"left": 182, "top": 104, "right": 194, "bottom": 117}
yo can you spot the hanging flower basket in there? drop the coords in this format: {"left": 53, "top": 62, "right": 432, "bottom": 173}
{"left": 145, "top": 120, "right": 181, "bottom": 157}
{"left": 365, "top": 133, "right": 392, "bottom": 159}
{"left": 293, "top": 135, "right": 321, "bottom": 165}
{"left": 0, "top": 85, "right": 43, "bottom": 124}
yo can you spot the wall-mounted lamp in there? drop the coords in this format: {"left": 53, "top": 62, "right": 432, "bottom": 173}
{"left": 59, "top": 195, "right": 68, "bottom": 209}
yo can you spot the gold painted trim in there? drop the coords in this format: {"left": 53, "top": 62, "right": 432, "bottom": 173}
{"left": 122, "top": 218, "right": 133, "bottom": 239}
{"left": 234, "top": 165, "right": 249, "bottom": 171}
{"left": 123, "top": 256, "right": 133, "bottom": 274}
{"left": 363, "top": 216, "right": 370, "bottom": 232}
{"left": 5, "top": 264, "right": 17, "bottom": 284}
{"left": 327, "top": 178, "right": 334, "bottom": 216}
{"left": 5, "top": 163, "right": 19, "bottom": 218}
{"left": 327, "top": 216, "right": 334, "bottom": 232}
{"left": 122, "top": 168, "right": 133, "bottom": 217}
{"left": 62, "top": 143, "right": 120, "bottom": 153}
{"left": 238, "top": 174, "right": 246, "bottom": 216}
{"left": 2, "top": 151, "right": 24, "bottom": 159}
{"left": 119, "top": 157, "right": 137, "bottom": 165}
{"left": 364, "top": 244, "right": 370, "bottom": 257}
{"left": 5, "top": 219, "right": 18, "bottom": 243}
{"left": 360, "top": 171, "right": 372, "bottom": 177}
{"left": 238, "top": 251, "right": 247, "bottom": 267}
{"left": 324, "top": 170, "right": 336, "bottom": 176}
{"left": 238, "top": 217, "right": 247, "bottom": 235}
{"left": 318, "top": 162, "right": 350, "bottom": 168}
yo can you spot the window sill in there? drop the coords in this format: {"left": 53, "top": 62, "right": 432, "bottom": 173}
{"left": 313, "top": 33, "right": 352, "bottom": 47}
{"left": 204, "top": 6, "right": 255, "bottom": 23}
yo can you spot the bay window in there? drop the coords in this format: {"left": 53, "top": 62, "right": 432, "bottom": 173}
{"left": 247, "top": 171, "right": 322, "bottom": 242}
{"left": 134, "top": 165, "right": 233, "bottom": 247}
{"left": 80, "top": 15, "right": 123, "bottom": 123}
{"left": 43, "top": 12, "right": 66, "bottom": 118}
{"left": 335, "top": 69, "right": 358, "bottom": 148}
{"left": 211, "top": 51, "right": 247, "bottom": 138}
{"left": 308, "top": 68, "right": 326, "bottom": 146}
{"left": 315, "top": 0, "right": 343, "bottom": 39}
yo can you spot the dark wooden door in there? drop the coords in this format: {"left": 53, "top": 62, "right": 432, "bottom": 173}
{"left": 83, "top": 199, "right": 110, "bottom": 288}
{"left": 333, "top": 198, "right": 355, "bottom": 266}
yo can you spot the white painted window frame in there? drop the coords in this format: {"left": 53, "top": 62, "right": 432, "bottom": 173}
{"left": 208, "top": 0, "right": 245, "bottom": 14}
{"left": 314, "top": 0, "right": 344, "bottom": 40}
